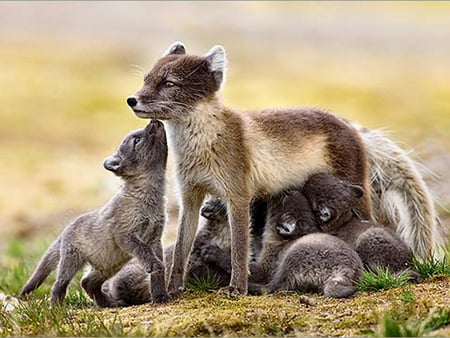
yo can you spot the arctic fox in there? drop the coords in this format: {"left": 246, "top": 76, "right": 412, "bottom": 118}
{"left": 20, "top": 121, "right": 169, "bottom": 306}
{"left": 127, "top": 42, "right": 371, "bottom": 296}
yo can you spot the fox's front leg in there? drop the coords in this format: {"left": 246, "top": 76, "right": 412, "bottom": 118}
{"left": 168, "top": 185, "right": 206, "bottom": 298}
{"left": 221, "top": 198, "right": 250, "bottom": 296}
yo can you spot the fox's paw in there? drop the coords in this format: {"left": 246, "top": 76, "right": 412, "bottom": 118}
{"left": 167, "top": 286, "right": 185, "bottom": 300}
{"left": 218, "top": 285, "right": 245, "bottom": 299}
{"left": 152, "top": 292, "right": 170, "bottom": 304}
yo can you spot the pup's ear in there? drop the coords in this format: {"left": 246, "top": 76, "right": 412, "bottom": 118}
{"left": 349, "top": 184, "right": 364, "bottom": 199}
{"left": 163, "top": 41, "right": 186, "bottom": 56}
{"left": 204, "top": 45, "right": 227, "bottom": 89}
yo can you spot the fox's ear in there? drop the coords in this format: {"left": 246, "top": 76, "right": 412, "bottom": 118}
{"left": 163, "top": 41, "right": 186, "bottom": 56}
{"left": 349, "top": 184, "right": 364, "bottom": 199}
{"left": 204, "top": 45, "right": 227, "bottom": 88}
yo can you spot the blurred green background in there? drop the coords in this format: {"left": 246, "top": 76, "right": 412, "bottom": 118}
{"left": 0, "top": 2, "right": 449, "bottom": 250}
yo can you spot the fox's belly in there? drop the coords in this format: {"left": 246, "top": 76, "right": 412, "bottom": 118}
{"left": 250, "top": 136, "right": 330, "bottom": 194}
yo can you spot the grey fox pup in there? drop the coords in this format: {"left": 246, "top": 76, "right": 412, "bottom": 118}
{"left": 104, "top": 197, "right": 232, "bottom": 305}
{"left": 20, "top": 121, "right": 169, "bottom": 306}
{"left": 105, "top": 197, "right": 264, "bottom": 305}
{"left": 127, "top": 42, "right": 371, "bottom": 296}
{"left": 248, "top": 190, "right": 362, "bottom": 298}
{"left": 303, "top": 173, "right": 413, "bottom": 274}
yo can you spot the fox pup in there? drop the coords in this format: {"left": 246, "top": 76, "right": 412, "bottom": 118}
{"left": 105, "top": 197, "right": 265, "bottom": 305}
{"left": 20, "top": 121, "right": 169, "bottom": 306}
{"left": 248, "top": 190, "right": 362, "bottom": 298}
{"left": 104, "top": 197, "right": 231, "bottom": 306}
{"left": 303, "top": 173, "right": 413, "bottom": 274}
{"left": 127, "top": 42, "right": 371, "bottom": 296}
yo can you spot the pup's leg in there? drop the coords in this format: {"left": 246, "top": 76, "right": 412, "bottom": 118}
{"left": 148, "top": 240, "right": 169, "bottom": 303}
{"left": 51, "top": 245, "right": 84, "bottom": 304}
{"left": 117, "top": 235, "right": 169, "bottom": 303}
{"left": 168, "top": 185, "right": 206, "bottom": 298}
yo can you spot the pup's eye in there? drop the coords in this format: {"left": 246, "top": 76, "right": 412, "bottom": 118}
{"left": 162, "top": 80, "right": 176, "bottom": 88}
{"left": 133, "top": 136, "right": 141, "bottom": 146}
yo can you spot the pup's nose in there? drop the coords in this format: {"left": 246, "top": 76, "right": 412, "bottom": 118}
{"left": 127, "top": 97, "right": 138, "bottom": 107}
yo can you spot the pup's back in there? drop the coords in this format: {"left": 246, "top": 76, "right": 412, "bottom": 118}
{"left": 270, "top": 233, "right": 363, "bottom": 298}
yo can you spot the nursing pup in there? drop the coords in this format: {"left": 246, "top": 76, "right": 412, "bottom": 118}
{"left": 303, "top": 173, "right": 413, "bottom": 274}
{"left": 248, "top": 190, "right": 362, "bottom": 298}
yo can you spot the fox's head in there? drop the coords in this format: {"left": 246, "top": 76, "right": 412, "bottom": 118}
{"left": 127, "top": 42, "right": 227, "bottom": 120}
{"left": 103, "top": 120, "right": 168, "bottom": 179}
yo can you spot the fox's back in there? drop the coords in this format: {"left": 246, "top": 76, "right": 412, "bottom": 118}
{"left": 244, "top": 107, "right": 366, "bottom": 196}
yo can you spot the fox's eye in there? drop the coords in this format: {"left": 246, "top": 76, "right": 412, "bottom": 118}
{"left": 133, "top": 136, "right": 141, "bottom": 146}
{"left": 162, "top": 80, "right": 176, "bottom": 88}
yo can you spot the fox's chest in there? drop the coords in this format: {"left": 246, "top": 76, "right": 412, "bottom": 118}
{"left": 168, "top": 126, "right": 225, "bottom": 191}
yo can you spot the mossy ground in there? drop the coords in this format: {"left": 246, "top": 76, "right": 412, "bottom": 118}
{"left": 3, "top": 276, "right": 448, "bottom": 337}
{"left": 1, "top": 3, "right": 450, "bottom": 336}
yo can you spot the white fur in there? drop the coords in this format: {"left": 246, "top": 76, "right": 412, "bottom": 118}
{"left": 352, "top": 123, "right": 443, "bottom": 259}
{"left": 277, "top": 221, "right": 297, "bottom": 236}
{"left": 204, "top": 45, "right": 227, "bottom": 74}
{"left": 163, "top": 41, "right": 185, "bottom": 56}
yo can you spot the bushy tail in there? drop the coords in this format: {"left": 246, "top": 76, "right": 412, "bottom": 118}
{"left": 355, "top": 125, "right": 444, "bottom": 259}
{"left": 19, "top": 237, "right": 61, "bottom": 297}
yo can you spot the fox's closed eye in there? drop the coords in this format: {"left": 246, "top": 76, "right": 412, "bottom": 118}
{"left": 161, "top": 80, "right": 176, "bottom": 88}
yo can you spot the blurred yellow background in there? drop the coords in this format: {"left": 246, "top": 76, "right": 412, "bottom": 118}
{"left": 0, "top": 2, "right": 449, "bottom": 246}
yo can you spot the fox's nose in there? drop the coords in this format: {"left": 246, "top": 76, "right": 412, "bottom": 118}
{"left": 127, "top": 97, "right": 138, "bottom": 107}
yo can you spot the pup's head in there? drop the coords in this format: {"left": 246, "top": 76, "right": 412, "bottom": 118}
{"left": 303, "top": 173, "right": 364, "bottom": 229}
{"left": 103, "top": 120, "right": 168, "bottom": 178}
{"left": 127, "top": 42, "right": 227, "bottom": 120}
{"left": 266, "top": 190, "right": 320, "bottom": 239}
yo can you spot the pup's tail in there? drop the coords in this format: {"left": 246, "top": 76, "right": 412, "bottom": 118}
{"left": 355, "top": 125, "right": 444, "bottom": 259}
{"left": 19, "top": 237, "right": 61, "bottom": 297}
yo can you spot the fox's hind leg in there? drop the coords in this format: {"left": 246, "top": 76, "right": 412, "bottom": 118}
{"left": 51, "top": 245, "right": 84, "bottom": 304}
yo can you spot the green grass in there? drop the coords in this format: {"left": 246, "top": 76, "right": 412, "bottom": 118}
{"left": 356, "top": 267, "right": 412, "bottom": 292}
{"left": 0, "top": 298, "right": 125, "bottom": 337}
{"left": 378, "top": 306, "right": 450, "bottom": 337}
{"left": 185, "top": 273, "right": 223, "bottom": 292}
{"left": 1, "top": 236, "right": 449, "bottom": 336}
{"left": 411, "top": 250, "right": 450, "bottom": 278}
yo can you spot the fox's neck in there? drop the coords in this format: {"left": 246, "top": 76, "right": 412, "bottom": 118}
{"left": 164, "top": 96, "right": 233, "bottom": 154}
{"left": 121, "top": 173, "right": 166, "bottom": 206}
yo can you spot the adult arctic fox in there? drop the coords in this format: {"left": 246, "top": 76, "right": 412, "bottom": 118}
{"left": 127, "top": 42, "right": 437, "bottom": 293}
{"left": 127, "top": 42, "right": 372, "bottom": 296}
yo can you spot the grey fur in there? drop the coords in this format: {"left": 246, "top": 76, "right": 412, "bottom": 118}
{"left": 20, "top": 121, "right": 169, "bottom": 306}
{"left": 104, "top": 197, "right": 232, "bottom": 305}
{"left": 303, "top": 173, "right": 413, "bottom": 274}
{"left": 105, "top": 196, "right": 268, "bottom": 305}
{"left": 248, "top": 190, "right": 362, "bottom": 298}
